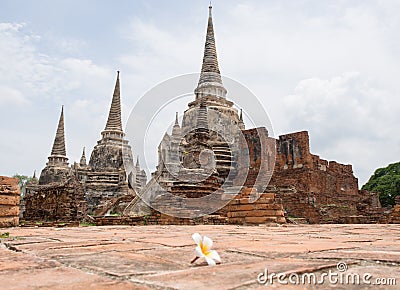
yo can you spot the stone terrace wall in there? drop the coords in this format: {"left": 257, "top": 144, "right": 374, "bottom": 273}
{"left": 225, "top": 188, "right": 286, "bottom": 225}
{"left": 389, "top": 195, "right": 400, "bottom": 224}
{"left": 0, "top": 176, "right": 20, "bottom": 227}
{"left": 271, "top": 131, "right": 359, "bottom": 195}
{"left": 24, "top": 177, "right": 86, "bottom": 222}
{"left": 275, "top": 188, "right": 386, "bottom": 224}
{"left": 241, "top": 130, "right": 385, "bottom": 223}
{"left": 98, "top": 187, "right": 286, "bottom": 226}
{"left": 269, "top": 131, "right": 385, "bottom": 223}
{"left": 236, "top": 127, "right": 275, "bottom": 189}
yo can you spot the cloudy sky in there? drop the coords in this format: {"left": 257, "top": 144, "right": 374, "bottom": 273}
{"left": 1, "top": 0, "right": 399, "bottom": 186}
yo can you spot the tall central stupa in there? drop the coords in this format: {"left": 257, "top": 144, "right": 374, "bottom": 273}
{"left": 125, "top": 5, "right": 247, "bottom": 217}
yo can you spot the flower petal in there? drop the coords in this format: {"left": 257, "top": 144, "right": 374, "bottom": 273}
{"left": 192, "top": 233, "right": 202, "bottom": 245}
{"left": 202, "top": 235, "right": 213, "bottom": 252}
{"left": 205, "top": 255, "right": 216, "bottom": 266}
{"left": 206, "top": 250, "right": 221, "bottom": 263}
{"left": 195, "top": 246, "right": 204, "bottom": 258}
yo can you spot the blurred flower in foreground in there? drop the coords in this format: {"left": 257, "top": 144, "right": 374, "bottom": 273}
{"left": 191, "top": 233, "right": 221, "bottom": 266}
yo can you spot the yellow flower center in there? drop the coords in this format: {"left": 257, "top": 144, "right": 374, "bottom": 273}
{"left": 200, "top": 242, "right": 210, "bottom": 255}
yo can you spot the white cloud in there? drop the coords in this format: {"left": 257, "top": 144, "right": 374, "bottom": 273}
{"left": 282, "top": 72, "right": 400, "bottom": 185}
{"left": 1, "top": 1, "right": 400, "bottom": 188}
{"left": 0, "top": 22, "right": 114, "bottom": 176}
{"left": 0, "top": 85, "right": 30, "bottom": 107}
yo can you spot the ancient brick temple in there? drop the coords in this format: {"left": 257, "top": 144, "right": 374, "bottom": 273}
{"left": 124, "top": 5, "right": 385, "bottom": 224}
{"left": 24, "top": 5, "right": 389, "bottom": 224}
{"left": 24, "top": 72, "right": 147, "bottom": 221}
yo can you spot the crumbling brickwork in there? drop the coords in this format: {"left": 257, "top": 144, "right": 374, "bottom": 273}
{"left": 241, "top": 130, "right": 385, "bottom": 223}
{"left": 236, "top": 128, "right": 275, "bottom": 189}
{"left": 225, "top": 188, "right": 285, "bottom": 224}
{"left": 272, "top": 131, "right": 359, "bottom": 196}
{"left": 0, "top": 176, "right": 20, "bottom": 227}
{"left": 24, "top": 178, "right": 86, "bottom": 222}
{"left": 119, "top": 186, "right": 286, "bottom": 225}
{"left": 389, "top": 195, "right": 400, "bottom": 224}
{"left": 25, "top": 5, "right": 389, "bottom": 226}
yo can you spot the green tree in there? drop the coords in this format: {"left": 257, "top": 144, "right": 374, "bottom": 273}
{"left": 12, "top": 174, "right": 34, "bottom": 198}
{"left": 362, "top": 162, "right": 400, "bottom": 207}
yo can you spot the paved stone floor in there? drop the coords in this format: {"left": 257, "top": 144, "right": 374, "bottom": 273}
{"left": 0, "top": 224, "right": 399, "bottom": 289}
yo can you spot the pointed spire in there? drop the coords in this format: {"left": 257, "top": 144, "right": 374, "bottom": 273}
{"left": 175, "top": 112, "right": 179, "bottom": 126}
{"left": 29, "top": 170, "right": 38, "bottom": 184}
{"left": 238, "top": 109, "right": 245, "bottom": 130}
{"left": 172, "top": 112, "right": 182, "bottom": 139}
{"left": 51, "top": 106, "right": 67, "bottom": 157}
{"left": 80, "top": 147, "right": 87, "bottom": 166}
{"left": 104, "top": 71, "right": 122, "bottom": 132}
{"left": 195, "top": 4, "right": 227, "bottom": 99}
{"left": 136, "top": 156, "right": 140, "bottom": 169}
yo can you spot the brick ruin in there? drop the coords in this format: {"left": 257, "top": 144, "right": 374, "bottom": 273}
{"left": 240, "top": 130, "right": 386, "bottom": 223}
{"left": 0, "top": 176, "right": 20, "bottom": 227}
{"left": 22, "top": 5, "right": 395, "bottom": 225}
{"left": 24, "top": 178, "right": 86, "bottom": 222}
{"left": 389, "top": 195, "right": 400, "bottom": 223}
{"left": 97, "top": 188, "right": 285, "bottom": 226}
{"left": 24, "top": 72, "right": 147, "bottom": 222}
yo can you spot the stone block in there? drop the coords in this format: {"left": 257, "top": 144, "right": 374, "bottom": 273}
{"left": 0, "top": 176, "right": 18, "bottom": 187}
{"left": 0, "top": 205, "right": 19, "bottom": 217}
{"left": 0, "top": 216, "right": 19, "bottom": 227}
{"left": 227, "top": 209, "right": 283, "bottom": 218}
{"left": 255, "top": 203, "right": 283, "bottom": 210}
{"left": 245, "top": 216, "right": 277, "bottom": 224}
{"left": 277, "top": 216, "right": 286, "bottom": 223}
{"left": 252, "top": 197, "right": 274, "bottom": 204}
{"left": 228, "top": 204, "right": 255, "bottom": 211}
{"left": 241, "top": 188, "right": 257, "bottom": 195}
{"left": 261, "top": 193, "right": 275, "bottom": 199}
{"left": 0, "top": 195, "right": 20, "bottom": 206}
{"left": 227, "top": 217, "right": 244, "bottom": 224}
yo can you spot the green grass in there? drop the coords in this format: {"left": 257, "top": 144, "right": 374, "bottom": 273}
{"left": 0, "top": 232, "right": 10, "bottom": 239}
{"left": 79, "top": 222, "right": 96, "bottom": 227}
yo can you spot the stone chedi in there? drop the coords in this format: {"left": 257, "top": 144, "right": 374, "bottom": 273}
{"left": 24, "top": 5, "right": 388, "bottom": 225}
{"left": 39, "top": 106, "right": 73, "bottom": 185}
{"left": 124, "top": 5, "right": 384, "bottom": 225}
{"left": 24, "top": 72, "right": 147, "bottom": 221}
{"left": 156, "top": 6, "right": 244, "bottom": 185}
{"left": 125, "top": 5, "right": 283, "bottom": 224}
{"left": 79, "top": 71, "right": 138, "bottom": 215}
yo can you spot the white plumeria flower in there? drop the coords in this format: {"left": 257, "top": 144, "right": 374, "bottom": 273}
{"left": 191, "top": 233, "right": 221, "bottom": 266}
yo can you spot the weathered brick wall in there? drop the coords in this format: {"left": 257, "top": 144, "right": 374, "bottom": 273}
{"left": 225, "top": 188, "right": 286, "bottom": 224}
{"left": 275, "top": 188, "right": 386, "bottom": 224}
{"left": 389, "top": 195, "right": 400, "bottom": 224}
{"left": 272, "top": 131, "right": 359, "bottom": 196}
{"left": 105, "top": 187, "right": 286, "bottom": 226}
{"left": 241, "top": 130, "right": 385, "bottom": 223}
{"left": 24, "top": 177, "right": 86, "bottom": 222}
{"left": 85, "top": 184, "right": 131, "bottom": 216}
{"left": 236, "top": 127, "right": 275, "bottom": 189}
{"left": 0, "top": 176, "right": 20, "bottom": 227}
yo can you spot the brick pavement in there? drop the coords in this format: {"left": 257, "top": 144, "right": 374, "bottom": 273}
{"left": 0, "top": 225, "right": 399, "bottom": 289}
